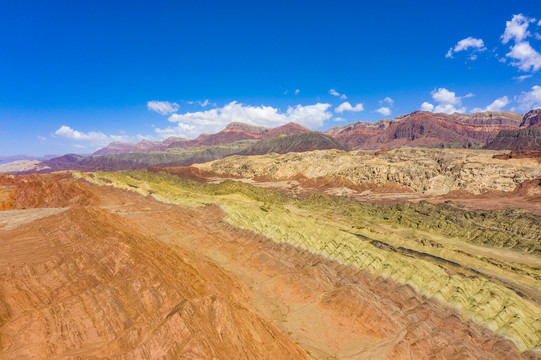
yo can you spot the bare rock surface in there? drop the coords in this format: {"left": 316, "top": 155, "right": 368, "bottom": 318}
{"left": 196, "top": 148, "right": 541, "bottom": 195}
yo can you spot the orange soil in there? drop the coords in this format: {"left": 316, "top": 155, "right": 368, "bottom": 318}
{"left": 0, "top": 173, "right": 539, "bottom": 359}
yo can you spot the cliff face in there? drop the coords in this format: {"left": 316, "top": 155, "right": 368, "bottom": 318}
{"left": 485, "top": 128, "right": 541, "bottom": 150}
{"left": 325, "top": 111, "right": 523, "bottom": 149}
{"left": 484, "top": 110, "right": 541, "bottom": 150}
{"left": 520, "top": 109, "right": 541, "bottom": 128}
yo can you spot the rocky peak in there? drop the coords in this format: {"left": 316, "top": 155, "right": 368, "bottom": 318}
{"left": 224, "top": 122, "right": 268, "bottom": 134}
{"left": 520, "top": 109, "right": 541, "bottom": 128}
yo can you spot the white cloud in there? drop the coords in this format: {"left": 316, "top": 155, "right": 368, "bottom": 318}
{"left": 471, "top": 96, "right": 510, "bottom": 113}
{"left": 334, "top": 117, "right": 345, "bottom": 122}
{"left": 37, "top": 135, "right": 46, "bottom": 143}
{"left": 513, "top": 74, "right": 533, "bottom": 82}
{"left": 54, "top": 125, "right": 131, "bottom": 146}
{"left": 421, "top": 102, "right": 434, "bottom": 111}
{"left": 432, "top": 88, "right": 461, "bottom": 105}
{"left": 199, "top": 99, "right": 210, "bottom": 107}
{"left": 380, "top": 97, "right": 394, "bottom": 105}
{"left": 335, "top": 102, "right": 364, "bottom": 113}
{"left": 506, "top": 42, "right": 541, "bottom": 72}
{"left": 536, "top": 33, "right": 541, "bottom": 40}
{"left": 147, "top": 101, "right": 180, "bottom": 115}
{"left": 434, "top": 104, "right": 466, "bottom": 114}
{"left": 501, "top": 14, "right": 535, "bottom": 44}
{"left": 518, "top": 85, "right": 541, "bottom": 111}
{"left": 295, "top": 89, "right": 300, "bottom": 95}
{"left": 446, "top": 37, "right": 486, "bottom": 58}
{"left": 376, "top": 107, "right": 391, "bottom": 116}
{"left": 329, "top": 89, "right": 347, "bottom": 99}
{"left": 499, "top": 14, "right": 541, "bottom": 73}
{"left": 421, "top": 88, "right": 468, "bottom": 114}
{"left": 156, "top": 101, "right": 332, "bottom": 138}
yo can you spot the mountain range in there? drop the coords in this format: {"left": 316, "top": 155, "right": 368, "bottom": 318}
{"left": 93, "top": 109, "right": 541, "bottom": 156}
{"left": 2, "top": 109, "right": 541, "bottom": 175}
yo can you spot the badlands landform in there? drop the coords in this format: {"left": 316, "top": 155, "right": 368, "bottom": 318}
{"left": 1, "top": 110, "right": 541, "bottom": 359}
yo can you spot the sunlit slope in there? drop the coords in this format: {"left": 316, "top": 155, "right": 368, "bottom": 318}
{"left": 77, "top": 170, "right": 541, "bottom": 352}
{"left": 195, "top": 148, "right": 541, "bottom": 194}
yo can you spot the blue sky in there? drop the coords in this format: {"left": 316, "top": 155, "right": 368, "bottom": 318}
{"left": 1, "top": 0, "right": 541, "bottom": 155}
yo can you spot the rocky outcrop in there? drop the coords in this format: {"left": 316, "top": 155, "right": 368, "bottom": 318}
{"left": 493, "top": 150, "right": 541, "bottom": 162}
{"left": 195, "top": 148, "right": 541, "bottom": 195}
{"left": 520, "top": 109, "right": 541, "bottom": 128}
{"left": 485, "top": 128, "right": 541, "bottom": 150}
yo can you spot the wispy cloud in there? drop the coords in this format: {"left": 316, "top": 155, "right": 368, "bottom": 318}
{"left": 518, "top": 85, "right": 541, "bottom": 111}
{"left": 513, "top": 74, "right": 533, "bottom": 82}
{"left": 446, "top": 37, "right": 486, "bottom": 58}
{"left": 381, "top": 97, "right": 394, "bottom": 105}
{"left": 295, "top": 89, "right": 300, "bottom": 95}
{"left": 471, "top": 96, "right": 510, "bottom": 113}
{"left": 147, "top": 100, "right": 180, "bottom": 115}
{"left": 329, "top": 89, "right": 347, "bottom": 100}
{"left": 502, "top": 14, "right": 535, "bottom": 44}
{"left": 335, "top": 102, "right": 364, "bottom": 113}
{"left": 156, "top": 101, "right": 332, "bottom": 138}
{"left": 501, "top": 14, "right": 541, "bottom": 72}
{"left": 376, "top": 107, "right": 391, "bottom": 116}
{"left": 54, "top": 125, "right": 131, "bottom": 146}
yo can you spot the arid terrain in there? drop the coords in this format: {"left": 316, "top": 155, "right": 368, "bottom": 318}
{"left": 1, "top": 144, "right": 541, "bottom": 359}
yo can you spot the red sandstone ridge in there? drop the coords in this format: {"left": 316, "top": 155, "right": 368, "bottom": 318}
{"left": 93, "top": 122, "right": 313, "bottom": 156}
{"left": 493, "top": 150, "right": 541, "bottom": 162}
{"left": 325, "top": 111, "right": 523, "bottom": 149}
{"left": 90, "top": 110, "right": 533, "bottom": 156}
{"left": 520, "top": 108, "right": 541, "bottom": 129}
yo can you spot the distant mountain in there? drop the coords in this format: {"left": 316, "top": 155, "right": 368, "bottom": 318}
{"left": 93, "top": 122, "right": 313, "bottom": 156}
{"left": 0, "top": 154, "right": 59, "bottom": 165}
{"left": 484, "top": 128, "right": 541, "bottom": 150}
{"left": 260, "top": 122, "right": 312, "bottom": 138}
{"left": 485, "top": 109, "right": 541, "bottom": 150}
{"left": 237, "top": 132, "right": 349, "bottom": 156}
{"left": 325, "top": 111, "right": 523, "bottom": 150}
{"left": 520, "top": 108, "right": 541, "bottom": 129}
{"left": 20, "top": 141, "right": 256, "bottom": 174}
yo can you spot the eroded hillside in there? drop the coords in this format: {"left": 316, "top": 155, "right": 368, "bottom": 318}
{"left": 1, "top": 146, "right": 541, "bottom": 358}
{"left": 75, "top": 169, "right": 541, "bottom": 357}
{"left": 195, "top": 148, "right": 541, "bottom": 195}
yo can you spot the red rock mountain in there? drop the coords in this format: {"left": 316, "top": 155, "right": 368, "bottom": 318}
{"left": 485, "top": 109, "right": 541, "bottom": 150}
{"left": 520, "top": 108, "right": 541, "bottom": 129}
{"left": 92, "top": 110, "right": 537, "bottom": 156}
{"left": 325, "top": 111, "right": 523, "bottom": 149}
{"left": 93, "top": 122, "right": 312, "bottom": 156}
